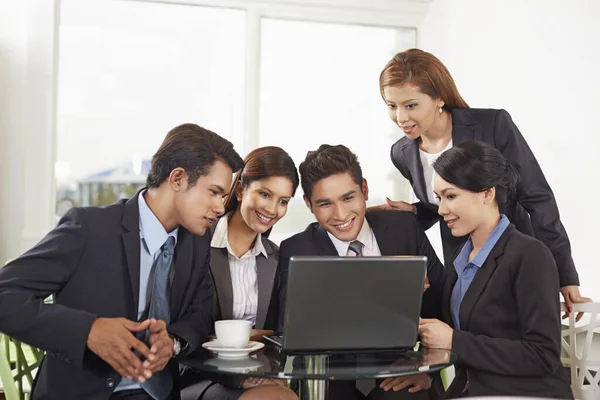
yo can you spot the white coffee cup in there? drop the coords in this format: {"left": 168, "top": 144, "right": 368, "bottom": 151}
{"left": 214, "top": 320, "right": 252, "bottom": 348}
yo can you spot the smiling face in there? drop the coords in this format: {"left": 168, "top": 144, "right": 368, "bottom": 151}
{"left": 304, "top": 172, "right": 368, "bottom": 242}
{"left": 433, "top": 172, "right": 493, "bottom": 237}
{"left": 174, "top": 159, "right": 232, "bottom": 236}
{"left": 237, "top": 176, "right": 294, "bottom": 234}
{"left": 383, "top": 84, "right": 444, "bottom": 140}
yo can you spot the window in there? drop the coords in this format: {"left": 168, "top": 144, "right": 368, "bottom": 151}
{"left": 259, "top": 18, "right": 415, "bottom": 242}
{"left": 56, "top": 0, "right": 418, "bottom": 245}
{"left": 56, "top": 0, "right": 245, "bottom": 212}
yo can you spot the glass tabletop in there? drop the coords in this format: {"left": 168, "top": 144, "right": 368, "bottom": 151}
{"left": 180, "top": 344, "right": 455, "bottom": 380}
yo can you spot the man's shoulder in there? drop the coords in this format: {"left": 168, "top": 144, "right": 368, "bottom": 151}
{"left": 59, "top": 200, "right": 127, "bottom": 226}
{"left": 367, "top": 209, "right": 417, "bottom": 230}
{"left": 280, "top": 222, "right": 321, "bottom": 253}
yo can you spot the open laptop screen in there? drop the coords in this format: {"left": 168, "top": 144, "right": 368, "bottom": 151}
{"left": 282, "top": 256, "right": 426, "bottom": 353}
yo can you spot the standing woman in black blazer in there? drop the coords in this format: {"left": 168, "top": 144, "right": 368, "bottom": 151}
{"left": 180, "top": 146, "right": 300, "bottom": 400}
{"left": 417, "top": 141, "right": 573, "bottom": 398}
{"left": 375, "top": 48, "right": 587, "bottom": 314}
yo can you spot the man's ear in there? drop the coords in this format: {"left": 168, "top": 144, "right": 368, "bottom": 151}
{"left": 168, "top": 167, "right": 187, "bottom": 191}
{"left": 361, "top": 178, "right": 369, "bottom": 201}
{"left": 303, "top": 195, "right": 313, "bottom": 213}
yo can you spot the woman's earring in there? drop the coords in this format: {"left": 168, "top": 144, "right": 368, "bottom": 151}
{"left": 439, "top": 106, "right": 443, "bottom": 114}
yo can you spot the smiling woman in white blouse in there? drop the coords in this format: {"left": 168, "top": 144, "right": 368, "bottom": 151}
{"left": 180, "top": 146, "right": 300, "bottom": 400}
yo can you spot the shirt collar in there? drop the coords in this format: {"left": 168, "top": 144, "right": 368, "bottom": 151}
{"left": 138, "top": 190, "right": 178, "bottom": 255}
{"left": 454, "top": 214, "right": 510, "bottom": 271}
{"left": 211, "top": 213, "right": 268, "bottom": 259}
{"left": 327, "top": 218, "right": 375, "bottom": 256}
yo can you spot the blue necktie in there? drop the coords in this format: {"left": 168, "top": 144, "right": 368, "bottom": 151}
{"left": 142, "top": 236, "right": 175, "bottom": 399}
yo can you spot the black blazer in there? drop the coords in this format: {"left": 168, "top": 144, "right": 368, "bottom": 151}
{"left": 0, "top": 192, "right": 214, "bottom": 400}
{"left": 442, "top": 224, "right": 572, "bottom": 398}
{"left": 390, "top": 108, "right": 579, "bottom": 287}
{"left": 278, "top": 210, "right": 446, "bottom": 323}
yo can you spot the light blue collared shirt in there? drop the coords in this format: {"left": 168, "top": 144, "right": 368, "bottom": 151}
{"left": 450, "top": 214, "right": 509, "bottom": 330}
{"left": 116, "top": 191, "right": 178, "bottom": 394}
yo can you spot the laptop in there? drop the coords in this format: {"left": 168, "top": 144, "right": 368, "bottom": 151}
{"left": 277, "top": 256, "right": 426, "bottom": 354}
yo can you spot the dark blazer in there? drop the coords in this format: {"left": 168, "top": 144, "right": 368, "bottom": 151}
{"left": 0, "top": 192, "right": 214, "bottom": 400}
{"left": 209, "top": 234, "right": 282, "bottom": 331}
{"left": 278, "top": 210, "right": 446, "bottom": 323}
{"left": 390, "top": 107, "right": 579, "bottom": 287}
{"left": 442, "top": 224, "right": 572, "bottom": 399}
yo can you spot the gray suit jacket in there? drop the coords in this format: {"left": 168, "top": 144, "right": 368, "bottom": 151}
{"left": 209, "top": 235, "right": 281, "bottom": 331}
{"left": 179, "top": 229, "right": 284, "bottom": 394}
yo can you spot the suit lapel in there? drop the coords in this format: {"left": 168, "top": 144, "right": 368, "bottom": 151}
{"left": 365, "top": 211, "right": 394, "bottom": 255}
{"left": 121, "top": 192, "right": 143, "bottom": 320}
{"left": 315, "top": 225, "right": 339, "bottom": 255}
{"left": 255, "top": 237, "right": 277, "bottom": 329}
{"left": 451, "top": 108, "right": 480, "bottom": 146}
{"left": 210, "top": 247, "right": 234, "bottom": 320}
{"left": 402, "top": 140, "right": 428, "bottom": 204}
{"left": 170, "top": 228, "right": 193, "bottom": 320}
{"left": 458, "top": 225, "right": 513, "bottom": 331}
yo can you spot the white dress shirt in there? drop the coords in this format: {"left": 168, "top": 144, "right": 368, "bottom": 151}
{"left": 327, "top": 218, "right": 382, "bottom": 257}
{"left": 211, "top": 215, "right": 267, "bottom": 325}
{"left": 419, "top": 139, "right": 453, "bottom": 204}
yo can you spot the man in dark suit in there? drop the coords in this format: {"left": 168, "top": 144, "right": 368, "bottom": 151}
{"left": 0, "top": 123, "right": 244, "bottom": 400}
{"left": 278, "top": 144, "right": 446, "bottom": 400}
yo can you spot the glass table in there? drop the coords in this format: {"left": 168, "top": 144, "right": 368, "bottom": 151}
{"left": 180, "top": 345, "right": 455, "bottom": 400}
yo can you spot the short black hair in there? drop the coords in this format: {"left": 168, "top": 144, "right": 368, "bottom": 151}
{"left": 146, "top": 123, "right": 244, "bottom": 188}
{"left": 299, "top": 144, "right": 363, "bottom": 201}
{"left": 433, "top": 140, "right": 519, "bottom": 206}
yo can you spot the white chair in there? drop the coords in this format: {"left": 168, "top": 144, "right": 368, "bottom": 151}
{"left": 561, "top": 302, "right": 600, "bottom": 400}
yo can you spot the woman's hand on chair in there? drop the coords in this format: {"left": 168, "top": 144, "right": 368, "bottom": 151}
{"left": 561, "top": 285, "right": 592, "bottom": 322}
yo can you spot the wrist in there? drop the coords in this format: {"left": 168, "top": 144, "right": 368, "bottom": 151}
{"left": 168, "top": 334, "right": 180, "bottom": 358}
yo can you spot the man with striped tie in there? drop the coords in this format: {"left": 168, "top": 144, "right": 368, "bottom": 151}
{"left": 278, "top": 144, "right": 445, "bottom": 400}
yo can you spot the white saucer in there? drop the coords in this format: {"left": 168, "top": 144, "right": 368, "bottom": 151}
{"left": 202, "top": 340, "right": 265, "bottom": 359}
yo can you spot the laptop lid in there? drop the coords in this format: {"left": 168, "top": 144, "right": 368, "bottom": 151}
{"left": 282, "top": 256, "right": 426, "bottom": 353}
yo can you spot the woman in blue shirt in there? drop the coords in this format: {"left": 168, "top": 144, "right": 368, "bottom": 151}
{"left": 418, "top": 141, "right": 573, "bottom": 398}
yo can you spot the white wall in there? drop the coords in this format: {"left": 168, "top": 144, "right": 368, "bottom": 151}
{"left": 0, "top": 0, "right": 57, "bottom": 264}
{"left": 420, "top": 0, "right": 600, "bottom": 298}
{"left": 0, "top": 0, "right": 28, "bottom": 264}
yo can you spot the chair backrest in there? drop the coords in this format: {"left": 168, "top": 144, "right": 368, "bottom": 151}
{"left": 0, "top": 333, "right": 19, "bottom": 400}
{"left": 0, "top": 333, "right": 44, "bottom": 400}
{"left": 561, "top": 302, "right": 600, "bottom": 400}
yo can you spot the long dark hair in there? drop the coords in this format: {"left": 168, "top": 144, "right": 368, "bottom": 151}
{"left": 224, "top": 146, "right": 299, "bottom": 215}
{"left": 433, "top": 141, "right": 519, "bottom": 207}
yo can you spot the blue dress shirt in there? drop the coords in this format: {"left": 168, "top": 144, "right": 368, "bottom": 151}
{"left": 450, "top": 214, "right": 509, "bottom": 330}
{"left": 116, "top": 191, "right": 178, "bottom": 394}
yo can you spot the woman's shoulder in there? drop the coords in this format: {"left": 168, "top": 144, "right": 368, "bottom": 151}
{"left": 453, "top": 107, "right": 514, "bottom": 127}
{"left": 503, "top": 226, "right": 554, "bottom": 261}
